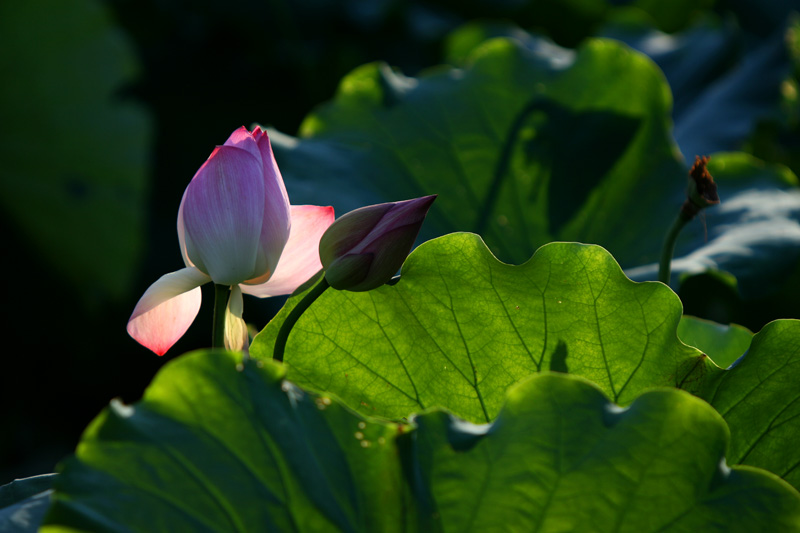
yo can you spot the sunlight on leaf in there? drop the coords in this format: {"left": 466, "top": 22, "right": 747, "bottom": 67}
{"left": 252, "top": 234, "right": 800, "bottom": 491}
{"left": 252, "top": 233, "right": 706, "bottom": 422}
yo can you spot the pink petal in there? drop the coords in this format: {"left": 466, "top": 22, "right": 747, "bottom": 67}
{"left": 223, "top": 126, "right": 262, "bottom": 163}
{"left": 127, "top": 267, "right": 210, "bottom": 355}
{"left": 225, "top": 285, "right": 249, "bottom": 352}
{"left": 253, "top": 127, "right": 290, "bottom": 208}
{"left": 249, "top": 128, "right": 292, "bottom": 280}
{"left": 178, "top": 127, "right": 262, "bottom": 269}
{"left": 182, "top": 145, "right": 265, "bottom": 285}
{"left": 242, "top": 205, "right": 334, "bottom": 297}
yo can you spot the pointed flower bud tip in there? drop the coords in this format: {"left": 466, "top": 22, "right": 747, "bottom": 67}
{"left": 320, "top": 195, "right": 437, "bottom": 291}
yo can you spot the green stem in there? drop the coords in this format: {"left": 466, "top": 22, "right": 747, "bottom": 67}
{"left": 474, "top": 98, "right": 541, "bottom": 236}
{"left": 658, "top": 210, "right": 692, "bottom": 285}
{"left": 212, "top": 284, "right": 230, "bottom": 349}
{"left": 273, "top": 277, "right": 330, "bottom": 362}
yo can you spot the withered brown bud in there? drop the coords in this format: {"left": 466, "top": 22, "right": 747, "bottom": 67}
{"left": 682, "top": 155, "right": 720, "bottom": 219}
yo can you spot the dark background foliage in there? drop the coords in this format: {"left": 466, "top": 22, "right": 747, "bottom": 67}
{"left": 2, "top": 0, "right": 799, "bottom": 484}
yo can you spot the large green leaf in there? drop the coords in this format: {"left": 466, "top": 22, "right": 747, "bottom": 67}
{"left": 0, "top": 0, "right": 151, "bottom": 301}
{"left": 252, "top": 234, "right": 704, "bottom": 422}
{"left": 43, "top": 352, "right": 800, "bottom": 531}
{"left": 696, "top": 319, "right": 800, "bottom": 489}
{"left": 407, "top": 374, "right": 800, "bottom": 532}
{"left": 43, "top": 351, "right": 407, "bottom": 533}
{"left": 273, "top": 36, "right": 683, "bottom": 268}
{"left": 250, "top": 233, "right": 800, "bottom": 488}
{"left": 445, "top": 22, "right": 800, "bottom": 301}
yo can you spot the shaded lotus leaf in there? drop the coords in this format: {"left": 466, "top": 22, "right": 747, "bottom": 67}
{"left": 0, "top": 0, "right": 152, "bottom": 302}
{"left": 41, "top": 352, "right": 800, "bottom": 531}
{"left": 42, "top": 351, "right": 408, "bottom": 532}
{"left": 0, "top": 474, "right": 56, "bottom": 533}
{"left": 270, "top": 36, "right": 683, "bottom": 270}
{"left": 271, "top": 34, "right": 800, "bottom": 300}
{"left": 677, "top": 315, "right": 752, "bottom": 369}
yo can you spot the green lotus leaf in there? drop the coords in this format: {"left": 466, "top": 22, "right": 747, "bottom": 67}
{"left": 252, "top": 234, "right": 707, "bottom": 422}
{"left": 272, "top": 36, "right": 682, "bottom": 269}
{"left": 695, "top": 319, "right": 800, "bottom": 490}
{"left": 43, "top": 351, "right": 407, "bottom": 533}
{"left": 251, "top": 234, "right": 800, "bottom": 489}
{"left": 677, "top": 315, "right": 752, "bottom": 369}
{"left": 407, "top": 373, "right": 800, "bottom": 532}
{"left": 42, "top": 352, "right": 800, "bottom": 531}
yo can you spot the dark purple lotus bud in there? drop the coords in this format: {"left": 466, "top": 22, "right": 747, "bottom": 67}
{"left": 320, "top": 195, "right": 437, "bottom": 291}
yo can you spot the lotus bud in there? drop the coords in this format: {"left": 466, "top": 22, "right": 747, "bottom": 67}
{"left": 682, "top": 155, "right": 719, "bottom": 219}
{"left": 320, "top": 195, "right": 437, "bottom": 291}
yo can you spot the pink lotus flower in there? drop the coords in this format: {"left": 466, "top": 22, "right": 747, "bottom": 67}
{"left": 127, "top": 126, "right": 334, "bottom": 355}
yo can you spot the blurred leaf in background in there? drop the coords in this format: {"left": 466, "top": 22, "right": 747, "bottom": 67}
{"left": 0, "top": 0, "right": 152, "bottom": 305}
{"left": 599, "top": 10, "right": 792, "bottom": 158}
{"left": 271, "top": 35, "right": 800, "bottom": 326}
{"left": 0, "top": 0, "right": 156, "bottom": 486}
{"left": 273, "top": 37, "right": 681, "bottom": 267}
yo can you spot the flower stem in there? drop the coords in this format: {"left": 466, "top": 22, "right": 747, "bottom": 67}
{"left": 474, "top": 98, "right": 541, "bottom": 236}
{"left": 273, "top": 276, "right": 330, "bottom": 362}
{"left": 212, "top": 284, "right": 231, "bottom": 349}
{"left": 658, "top": 210, "right": 692, "bottom": 286}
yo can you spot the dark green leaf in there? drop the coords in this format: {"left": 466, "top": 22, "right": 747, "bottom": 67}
{"left": 43, "top": 351, "right": 407, "bottom": 533}
{"left": 0, "top": 0, "right": 152, "bottom": 302}
{"left": 0, "top": 475, "right": 56, "bottom": 510}
{"left": 272, "top": 34, "right": 800, "bottom": 299}
{"left": 0, "top": 474, "right": 56, "bottom": 533}
{"left": 272, "top": 36, "right": 683, "bottom": 268}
